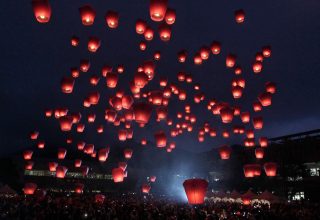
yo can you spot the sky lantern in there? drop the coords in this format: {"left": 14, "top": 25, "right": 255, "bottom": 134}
{"left": 232, "top": 77, "right": 246, "bottom": 88}
{"left": 252, "top": 61, "right": 263, "bottom": 73}
{"left": 218, "top": 145, "right": 232, "bottom": 160}
{"left": 244, "top": 138, "right": 255, "bottom": 147}
{"left": 240, "top": 112, "right": 250, "bottom": 123}
{"left": 255, "top": 148, "right": 264, "bottom": 159}
{"left": 179, "top": 89, "right": 187, "bottom": 100}
{"left": 30, "top": 131, "right": 39, "bottom": 140}
{"left": 37, "top": 141, "right": 45, "bottom": 149}
{"left": 112, "top": 168, "right": 124, "bottom": 183}
{"left": 139, "top": 41, "right": 147, "bottom": 51}
{"left": 134, "top": 72, "right": 149, "bottom": 88}
{"left": 143, "top": 60, "right": 155, "bottom": 79}
{"left": 220, "top": 107, "right": 234, "bottom": 123}
{"left": 262, "top": 46, "right": 272, "bottom": 58}
{"left": 142, "top": 184, "right": 151, "bottom": 194}
{"left": 186, "top": 74, "right": 193, "bottom": 83}
{"left": 133, "top": 102, "right": 152, "bottom": 124}
{"left": 88, "top": 92, "right": 100, "bottom": 105}
{"left": 59, "top": 116, "right": 73, "bottom": 131}
{"left": 101, "top": 65, "right": 113, "bottom": 77}
{"left": 76, "top": 124, "right": 85, "bottom": 133}
{"left": 57, "top": 148, "right": 67, "bottom": 159}
{"left": 84, "top": 144, "right": 94, "bottom": 155}
{"left": 141, "top": 138, "right": 147, "bottom": 146}
{"left": 71, "top": 36, "right": 80, "bottom": 47}
{"left": 169, "top": 142, "right": 176, "bottom": 149}
{"left": 210, "top": 41, "right": 221, "bottom": 55}
{"left": 23, "top": 150, "right": 33, "bottom": 160}
{"left": 25, "top": 161, "right": 34, "bottom": 170}
{"left": 118, "top": 162, "right": 127, "bottom": 171}
{"left": 71, "top": 68, "right": 80, "bottom": 78}
{"left": 154, "top": 131, "right": 167, "bottom": 147}
{"left": 89, "top": 75, "right": 100, "bottom": 86}
{"left": 178, "top": 50, "right": 187, "bottom": 63}
{"left": 253, "top": 116, "right": 263, "bottom": 129}
{"left": 136, "top": 19, "right": 147, "bottom": 34}
{"left": 165, "top": 8, "right": 176, "bottom": 24}
{"left": 87, "top": 113, "right": 96, "bottom": 123}
{"left": 80, "top": 59, "right": 90, "bottom": 72}
{"left": 234, "top": 66, "right": 242, "bottom": 75}
{"left": 31, "top": 0, "right": 51, "bottom": 23}
{"left": 117, "top": 65, "right": 124, "bottom": 74}
{"left": 106, "top": 72, "right": 118, "bottom": 89}
{"left": 61, "top": 77, "right": 75, "bottom": 94}
{"left": 118, "top": 129, "right": 127, "bottom": 141}
{"left": 159, "top": 77, "right": 167, "bottom": 87}
{"left": 98, "top": 148, "right": 109, "bottom": 162}
{"left": 183, "top": 179, "right": 208, "bottom": 205}
{"left": 56, "top": 166, "right": 68, "bottom": 178}
{"left": 150, "top": 176, "right": 157, "bottom": 182}
{"left": 253, "top": 101, "right": 262, "bottom": 112}
{"left": 200, "top": 46, "right": 210, "bottom": 60}
{"left": 88, "top": 37, "right": 101, "bottom": 53}
{"left": 122, "top": 95, "right": 134, "bottom": 109}
{"left": 226, "top": 54, "right": 236, "bottom": 68}
{"left": 243, "top": 164, "right": 256, "bottom": 178}
{"left": 105, "top": 109, "right": 117, "bottom": 122}
{"left": 258, "top": 92, "right": 272, "bottom": 107}
{"left": 156, "top": 106, "right": 168, "bottom": 120}
{"left": 45, "top": 109, "right": 53, "bottom": 117}
{"left": 75, "top": 183, "right": 84, "bottom": 194}
{"left": 234, "top": 9, "right": 245, "bottom": 23}
{"left": 105, "top": 10, "right": 119, "bottom": 28}
{"left": 109, "top": 96, "right": 123, "bottom": 111}
{"left": 124, "top": 148, "right": 133, "bottom": 159}
{"left": 149, "top": 0, "right": 168, "bottom": 21}
{"left": 74, "top": 159, "right": 82, "bottom": 168}
{"left": 177, "top": 71, "right": 186, "bottom": 81}
{"left": 264, "top": 162, "right": 277, "bottom": 177}
{"left": 48, "top": 162, "right": 58, "bottom": 172}
{"left": 246, "top": 129, "right": 255, "bottom": 138}
{"left": 259, "top": 137, "right": 268, "bottom": 147}
{"left": 24, "top": 183, "right": 37, "bottom": 195}
{"left": 153, "top": 51, "right": 161, "bottom": 61}
{"left": 144, "top": 27, "right": 154, "bottom": 41}
{"left": 265, "top": 82, "right": 276, "bottom": 94}
{"left": 231, "top": 85, "right": 243, "bottom": 99}
{"left": 79, "top": 5, "right": 96, "bottom": 26}
{"left": 194, "top": 53, "right": 203, "bottom": 65}
{"left": 158, "top": 23, "right": 171, "bottom": 41}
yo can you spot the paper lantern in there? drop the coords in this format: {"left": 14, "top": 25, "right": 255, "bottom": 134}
{"left": 24, "top": 183, "right": 37, "bottom": 195}
{"left": 79, "top": 5, "right": 96, "bottom": 26}
{"left": 74, "top": 159, "right": 82, "bottom": 168}
{"left": 105, "top": 10, "right": 119, "bottom": 28}
{"left": 220, "top": 107, "right": 234, "bottom": 123}
{"left": 98, "top": 148, "right": 109, "bottom": 162}
{"left": 262, "top": 46, "right": 272, "bottom": 58}
{"left": 264, "top": 162, "right": 277, "bottom": 177}
{"left": 226, "top": 54, "right": 236, "bottom": 68}
{"left": 234, "top": 9, "right": 245, "bottom": 23}
{"left": 252, "top": 61, "right": 263, "bottom": 73}
{"left": 80, "top": 59, "right": 90, "bottom": 72}
{"left": 218, "top": 145, "right": 232, "bottom": 160}
{"left": 183, "top": 179, "right": 208, "bottom": 205}
{"left": 150, "top": 176, "right": 156, "bottom": 182}
{"left": 142, "top": 184, "right": 151, "bottom": 193}
{"left": 165, "top": 8, "right": 176, "bottom": 24}
{"left": 124, "top": 148, "right": 133, "bottom": 159}
{"left": 61, "top": 77, "right": 75, "bottom": 94}
{"left": 136, "top": 19, "right": 147, "bottom": 34}
{"left": 259, "top": 137, "right": 268, "bottom": 147}
{"left": 258, "top": 92, "right": 272, "bottom": 107}
{"left": 112, "top": 168, "right": 124, "bottom": 183}
{"left": 255, "top": 148, "right": 264, "bottom": 159}
{"left": 240, "top": 112, "right": 250, "bottom": 123}
{"left": 118, "top": 162, "right": 127, "bottom": 171}
{"left": 56, "top": 166, "right": 67, "bottom": 178}
{"left": 210, "top": 41, "right": 221, "bottom": 55}
{"left": 144, "top": 27, "right": 154, "bottom": 41}
{"left": 154, "top": 131, "right": 167, "bottom": 148}
{"left": 23, "top": 150, "right": 33, "bottom": 160}
{"left": 265, "top": 82, "right": 276, "bottom": 94}
{"left": 59, "top": 116, "right": 73, "bottom": 131}
{"left": 57, "top": 148, "right": 67, "bottom": 159}
{"left": 178, "top": 50, "right": 187, "bottom": 63}
{"left": 31, "top": 0, "right": 51, "bottom": 23}
{"left": 149, "top": 0, "right": 168, "bottom": 22}
{"left": 158, "top": 23, "right": 171, "bottom": 41}
{"left": 133, "top": 102, "right": 152, "bottom": 124}
{"left": 88, "top": 37, "right": 101, "bottom": 53}
{"left": 253, "top": 116, "right": 263, "bottom": 130}
{"left": 48, "top": 162, "right": 58, "bottom": 172}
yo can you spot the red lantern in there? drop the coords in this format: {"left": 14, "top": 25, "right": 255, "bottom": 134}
{"left": 134, "top": 72, "right": 149, "bottom": 88}
{"left": 258, "top": 92, "right": 272, "bottom": 107}
{"left": 154, "top": 131, "right": 167, "bottom": 148}
{"left": 183, "top": 179, "right": 208, "bottom": 205}
{"left": 106, "top": 72, "right": 118, "bottom": 88}
{"left": 23, "top": 150, "right": 33, "bottom": 160}
{"left": 232, "top": 85, "right": 243, "bottom": 99}
{"left": 158, "top": 23, "right": 171, "bottom": 41}
{"left": 61, "top": 77, "right": 75, "bottom": 94}
{"left": 133, "top": 102, "right": 152, "bottom": 124}
{"left": 112, "top": 168, "right": 124, "bottom": 183}
{"left": 118, "top": 129, "right": 127, "bottom": 141}
{"left": 71, "top": 36, "right": 79, "bottom": 47}
{"left": 244, "top": 138, "right": 255, "bottom": 147}
{"left": 218, "top": 145, "right": 232, "bottom": 160}
{"left": 178, "top": 50, "right": 187, "bottom": 63}
{"left": 259, "top": 137, "right": 268, "bottom": 147}
{"left": 226, "top": 54, "right": 236, "bottom": 68}
{"left": 265, "top": 82, "right": 276, "bottom": 94}
{"left": 59, "top": 116, "right": 73, "bottom": 131}
{"left": 142, "top": 184, "right": 151, "bottom": 193}
{"left": 124, "top": 148, "right": 133, "bottom": 159}
{"left": 253, "top": 101, "right": 262, "bottom": 112}
{"left": 88, "top": 91, "right": 100, "bottom": 105}
{"left": 240, "top": 112, "right": 250, "bottom": 123}
{"left": 79, "top": 5, "right": 96, "bottom": 26}
{"left": 253, "top": 116, "right": 263, "bottom": 129}
{"left": 200, "top": 46, "right": 210, "bottom": 60}
{"left": 23, "top": 183, "right": 37, "bottom": 195}
{"left": 75, "top": 183, "right": 84, "bottom": 194}
{"left": 243, "top": 164, "right": 259, "bottom": 178}
{"left": 194, "top": 53, "right": 203, "bottom": 65}
{"left": 144, "top": 27, "right": 154, "bottom": 41}
{"left": 255, "top": 148, "right": 264, "bottom": 159}
{"left": 84, "top": 144, "right": 94, "bottom": 155}
{"left": 136, "top": 19, "right": 147, "bottom": 34}
{"left": 89, "top": 75, "right": 100, "bottom": 85}
{"left": 234, "top": 9, "right": 245, "bottom": 23}
{"left": 220, "top": 107, "right": 234, "bottom": 123}
{"left": 149, "top": 0, "right": 168, "bottom": 22}
{"left": 105, "top": 10, "right": 119, "bottom": 28}
{"left": 30, "top": 131, "right": 39, "bottom": 140}
{"left": 48, "top": 162, "right": 58, "bottom": 172}
{"left": 25, "top": 161, "right": 34, "bottom": 170}
{"left": 262, "top": 46, "right": 272, "bottom": 58}
{"left": 264, "top": 162, "right": 277, "bottom": 177}
{"left": 56, "top": 166, "right": 68, "bottom": 178}
{"left": 31, "top": 0, "right": 51, "bottom": 23}
{"left": 74, "top": 159, "right": 82, "bottom": 168}
{"left": 77, "top": 124, "right": 85, "bottom": 133}
{"left": 88, "top": 37, "right": 101, "bottom": 53}
{"left": 118, "top": 162, "right": 127, "bottom": 171}
{"left": 57, "top": 148, "right": 67, "bottom": 159}
{"left": 165, "top": 8, "right": 176, "bottom": 25}
{"left": 252, "top": 61, "right": 263, "bottom": 73}
{"left": 150, "top": 176, "right": 157, "bottom": 182}
{"left": 87, "top": 114, "right": 96, "bottom": 123}
{"left": 80, "top": 59, "right": 90, "bottom": 72}
{"left": 141, "top": 138, "right": 147, "bottom": 146}
{"left": 98, "top": 148, "right": 109, "bottom": 162}
{"left": 210, "top": 41, "right": 221, "bottom": 55}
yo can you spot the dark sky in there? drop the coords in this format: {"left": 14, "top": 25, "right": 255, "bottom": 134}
{"left": 0, "top": 0, "right": 320, "bottom": 155}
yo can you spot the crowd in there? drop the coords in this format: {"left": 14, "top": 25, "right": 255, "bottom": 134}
{"left": 0, "top": 193, "right": 319, "bottom": 220}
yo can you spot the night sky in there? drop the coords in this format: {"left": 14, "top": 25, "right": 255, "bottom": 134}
{"left": 0, "top": 0, "right": 320, "bottom": 156}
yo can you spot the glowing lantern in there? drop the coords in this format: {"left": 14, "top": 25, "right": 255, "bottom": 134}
{"left": 244, "top": 138, "right": 255, "bottom": 147}
{"left": 118, "top": 129, "right": 127, "bottom": 141}
{"left": 90, "top": 75, "right": 100, "bottom": 86}
{"left": 77, "top": 124, "right": 85, "bottom": 133}
{"left": 234, "top": 9, "right": 245, "bottom": 23}
{"left": 31, "top": 0, "right": 51, "bottom": 23}
{"left": 246, "top": 129, "right": 255, "bottom": 138}
{"left": 144, "top": 27, "right": 154, "bottom": 41}
{"left": 88, "top": 37, "right": 101, "bottom": 52}
{"left": 87, "top": 114, "right": 96, "bottom": 123}
{"left": 258, "top": 92, "right": 272, "bottom": 107}
{"left": 59, "top": 116, "right": 73, "bottom": 131}
{"left": 48, "top": 162, "right": 58, "bottom": 172}
{"left": 25, "top": 161, "right": 34, "bottom": 170}
{"left": 220, "top": 107, "right": 234, "bottom": 123}
{"left": 234, "top": 66, "right": 242, "bottom": 75}
{"left": 61, "top": 77, "right": 75, "bottom": 94}
{"left": 112, "top": 168, "right": 124, "bottom": 183}
{"left": 80, "top": 59, "right": 90, "bottom": 72}
{"left": 262, "top": 46, "right": 272, "bottom": 58}
{"left": 134, "top": 72, "right": 149, "bottom": 88}
{"left": 73, "top": 159, "right": 81, "bottom": 168}
{"left": 105, "top": 10, "right": 119, "bottom": 28}
{"left": 200, "top": 46, "right": 210, "bottom": 60}
{"left": 165, "top": 8, "right": 176, "bottom": 24}
{"left": 264, "top": 162, "right": 277, "bottom": 177}
{"left": 150, "top": 176, "right": 157, "bottom": 182}
{"left": 133, "top": 102, "right": 152, "bottom": 124}
{"left": 141, "top": 138, "right": 147, "bottom": 146}
{"left": 243, "top": 165, "right": 256, "bottom": 178}
{"left": 179, "top": 89, "right": 187, "bottom": 100}
{"left": 255, "top": 148, "right": 264, "bottom": 159}
{"left": 178, "top": 50, "right": 187, "bottom": 63}
{"left": 210, "top": 41, "right": 221, "bottom": 55}
{"left": 194, "top": 53, "right": 203, "bottom": 65}
{"left": 75, "top": 183, "right": 84, "bottom": 194}
{"left": 136, "top": 19, "right": 147, "bottom": 34}
{"left": 253, "top": 101, "right": 262, "bottom": 112}
{"left": 259, "top": 137, "right": 268, "bottom": 147}
{"left": 57, "top": 148, "right": 67, "bottom": 159}
{"left": 232, "top": 85, "right": 243, "bottom": 99}
{"left": 24, "top": 183, "right": 37, "bottom": 195}
{"left": 71, "top": 36, "right": 79, "bottom": 47}
{"left": 252, "top": 61, "right": 263, "bottom": 73}
{"left": 222, "top": 130, "right": 230, "bottom": 138}
{"left": 45, "top": 109, "right": 52, "bottom": 117}
{"left": 71, "top": 67, "right": 79, "bottom": 78}
{"left": 149, "top": 0, "right": 168, "bottom": 21}
{"left": 156, "top": 106, "right": 168, "bottom": 120}
{"left": 56, "top": 166, "right": 67, "bottom": 178}
{"left": 183, "top": 179, "right": 208, "bottom": 205}
{"left": 84, "top": 144, "right": 94, "bottom": 155}
{"left": 226, "top": 54, "right": 236, "bottom": 68}
{"left": 30, "top": 131, "right": 39, "bottom": 140}
{"left": 240, "top": 112, "right": 250, "bottom": 123}
{"left": 154, "top": 131, "right": 167, "bottom": 148}
{"left": 253, "top": 116, "right": 263, "bottom": 129}
{"left": 118, "top": 162, "right": 127, "bottom": 171}
{"left": 23, "top": 150, "right": 33, "bottom": 160}
{"left": 218, "top": 145, "right": 232, "bottom": 160}
{"left": 265, "top": 82, "right": 276, "bottom": 94}
{"left": 98, "top": 148, "right": 109, "bottom": 162}
{"left": 124, "top": 148, "right": 133, "bottom": 159}
{"left": 158, "top": 23, "right": 171, "bottom": 41}
{"left": 139, "top": 41, "right": 147, "bottom": 51}
{"left": 101, "top": 65, "right": 112, "bottom": 77}
{"left": 79, "top": 5, "right": 96, "bottom": 26}
{"left": 142, "top": 184, "right": 151, "bottom": 193}
{"left": 109, "top": 96, "right": 123, "bottom": 111}
{"left": 106, "top": 72, "right": 118, "bottom": 88}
